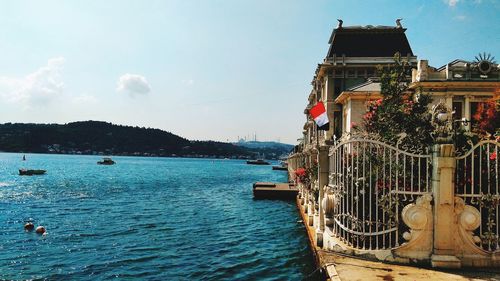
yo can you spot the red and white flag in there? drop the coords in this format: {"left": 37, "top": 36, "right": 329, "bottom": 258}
{"left": 309, "top": 102, "right": 329, "bottom": 130}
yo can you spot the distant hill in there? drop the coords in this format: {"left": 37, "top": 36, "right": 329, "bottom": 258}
{"left": 233, "top": 141, "right": 293, "bottom": 159}
{"left": 0, "top": 121, "right": 282, "bottom": 159}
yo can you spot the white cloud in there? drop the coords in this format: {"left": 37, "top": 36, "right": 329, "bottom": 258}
{"left": 454, "top": 15, "right": 467, "bottom": 20}
{"left": 447, "top": 0, "right": 459, "bottom": 6}
{"left": 0, "top": 57, "right": 65, "bottom": 107}
{"left": 116, "top": 73, "right": 151, "bottom": 96}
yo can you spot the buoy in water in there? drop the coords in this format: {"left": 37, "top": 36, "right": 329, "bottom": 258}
{"left": 35, "top": 226, "right": 46, "bottom": 234}
{"left": 24, "top": 222, "right": 34, "bottom": 231}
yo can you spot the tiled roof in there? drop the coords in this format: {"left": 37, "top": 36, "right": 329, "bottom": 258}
{"left": 326, "top": 25, "right": 414, "bottom": 58}
{"left": 346, "top": 80, "right": 381, "bottom": 92}
{"left": 335, "top": 79, "right": 382, "bottom": 104}
{"left": 435, "top": 59, "right": 469, "bottom": 71}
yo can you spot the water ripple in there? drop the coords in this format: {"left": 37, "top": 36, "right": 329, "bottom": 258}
{"left": 0, "top": 154, "right": 316, "bottom": 280}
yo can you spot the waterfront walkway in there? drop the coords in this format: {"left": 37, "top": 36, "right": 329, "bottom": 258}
{"left": 296, "top": 198, "right": 500, "bottom": 281}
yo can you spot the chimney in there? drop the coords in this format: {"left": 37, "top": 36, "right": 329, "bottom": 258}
{"left": 415, "top": 60, "right": 428, "bottom": 82}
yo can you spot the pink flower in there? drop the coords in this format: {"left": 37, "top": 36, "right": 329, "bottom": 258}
{"left": 295, "top": 168, "right": 306, "bottom": 176}
{"left": 490, "top": 151, "right": 497, "bottom": 161}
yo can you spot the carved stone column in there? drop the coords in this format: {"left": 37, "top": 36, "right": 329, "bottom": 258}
{"left": 316, "top": 145, "right": 329, "bottom": 247}
{"left": 318, "top": 145, "right": 329, "bottom": 231}
{"left": 431, "top": 143, "right": 461, "bottom": 268}
{"left": 464, "top": 95, "right": 471, "bottom": 131}
{"left": 429, "top": 102, "right": 461, "bottom": 268}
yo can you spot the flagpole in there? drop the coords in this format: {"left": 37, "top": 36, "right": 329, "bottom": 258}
{"left": 315, "top": 104, "right": 321, "bottom": 230}
{"left": 316, "top": 114, "right": 319, "bottom": 148}
{"left": 316, "top": 103, "right": 320, "bottom": 187}
{"left": 309, "top": 100, "right": 327, "bottom": 188}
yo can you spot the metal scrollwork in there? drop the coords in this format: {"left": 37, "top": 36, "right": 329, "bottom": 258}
{"left": 327, "top": 130, "right": 433, "bottom": 250}
{"left": 331, "top": 131, "right": 430, "bottom": 156}
{"left": 454, "top": 137, "right": 474, "bottom": 158}
{"left": 455, "top": 138, "right": 500, "bottom": 252}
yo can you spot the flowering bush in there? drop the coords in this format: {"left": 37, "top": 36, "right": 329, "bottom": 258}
{"left": 294, "top": 162, "right": 318, "bottom": 189}
{"left": 295, "top": 167, "right": 306, "bottom": 177}
{"left": 472, "top": 100, "right": 500, "bottom": 137}
{"left": 294, "top": 167, "right": 309, "bottom": 185}
{"left": 360, "top": 54, "right": 434, "bottom": 148}
{"left": 363, "top": 99, "right": 382, "bottom": 129}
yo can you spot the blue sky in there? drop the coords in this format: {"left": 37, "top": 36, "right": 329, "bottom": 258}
{"left": 0, "top": 0, "right": 498, "bottom": 144}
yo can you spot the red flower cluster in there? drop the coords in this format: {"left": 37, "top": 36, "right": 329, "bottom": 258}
{"left": 363, "top": 99, "right": 382, "bottom": 128}
{"left": 295, "top": 168, "right": 306, "bottom": 177}
{"left": 472, "top": 101, "right": 499, "bottom": 135}
{"left": 402, "top": 99, "right": 414, "bottom": 114}
{"left": 366, "top": 99, "right": 382, "bottom": 111}
{"left": 294, "top": 167, "right": 310, "bottom": 185}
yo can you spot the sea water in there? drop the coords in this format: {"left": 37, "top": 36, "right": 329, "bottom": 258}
{"left": 0, "top": 153, "right": 317, "bottom": 280}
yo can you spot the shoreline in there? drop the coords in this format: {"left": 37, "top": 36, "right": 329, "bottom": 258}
{"left": 0, "top": 151, "right": 280, "bottom": 161}
{"left": 296, "top": 196, "right": 339, "bottom": 281}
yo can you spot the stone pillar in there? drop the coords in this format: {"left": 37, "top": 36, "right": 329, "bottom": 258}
{"left": 324, "top": 76, "right": 335, "bottom": 141}
{"left": 445, "top": 63, "right": 451, "bottom": 80}
{"left": 316, "top": 145, "right": 330, "bottom": 247}
{"left": 318, "top": 146, "right": 329, "bottom": 231}
{"left": 445, "top": 95, "right": 453, "bottom": 109}
{"left": 345, "top": 99, "right": 352, "bottom": 133}
{"left": 416, "top": 60, "right": 428, "bottom": 82}
{"left": 431, "top": 143, "right": 461, "bottom": 268}
{"left": 464, "top": 95, "right": 471, "bottom": 131}
{"left": 326, "top": 102, "right": 335, "bottom": 141}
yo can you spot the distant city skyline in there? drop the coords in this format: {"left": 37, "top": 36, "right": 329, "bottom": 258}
{"left": 0, "top": 0, "right": 498, "bottom": 144}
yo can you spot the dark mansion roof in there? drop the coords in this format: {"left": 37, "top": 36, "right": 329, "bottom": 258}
{"left": 326, "top": 25, "right": 414, "bottom": 58}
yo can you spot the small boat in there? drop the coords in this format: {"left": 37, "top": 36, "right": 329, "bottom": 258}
{"left": 19, "top": 169, "right": 46, "bottom": 176}
{"left": 246, "top": 159, "right": 270, "bottom": 165}
{"left": 272, "top": 165, "right": 288, "bottom": 171}
{"left": 97, "top": 157, "right": 115, "bottom": 165}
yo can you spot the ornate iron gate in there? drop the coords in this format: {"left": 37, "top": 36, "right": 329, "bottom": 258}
{"left": 455, "top": 139, "right": 500, "bottom": 252}
{"left": 327, "top": 134, "right": 432, "bottom": 250}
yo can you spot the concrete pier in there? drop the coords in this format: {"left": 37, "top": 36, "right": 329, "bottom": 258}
{"left": 252, "top": 182, "right": 298, "bottom": 200}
